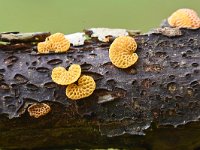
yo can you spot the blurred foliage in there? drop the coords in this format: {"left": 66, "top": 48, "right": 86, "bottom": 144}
{"left": 0, "top": 0, "right": 199, "bottom": 33}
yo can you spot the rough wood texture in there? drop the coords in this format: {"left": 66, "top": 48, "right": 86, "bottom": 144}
{"left": 0, "top": 32, "right": 51, "bottom": 43}
{"left": 0, "top": 32, "right": 51, "bottom": 51}
{"left": 0, "top": 28, "right": 200, "bottom": 149}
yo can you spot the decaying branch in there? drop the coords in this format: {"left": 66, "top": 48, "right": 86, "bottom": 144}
{"left": 0, "top": 28, "right": 200, "bottom": 149}
{"left": 0, "top": 32, "right": 51, "bottom": 51}
{"left": 0, "top": 32, "right": 51, "bottom": 43}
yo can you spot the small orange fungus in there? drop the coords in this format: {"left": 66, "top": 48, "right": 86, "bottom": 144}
{"left": 37, "top": 41, "right": 52, "bottom": 54}
{"left": 168, "top": 8, "right": 200, "bottom": 29}
{"left": 48, "top": 33, "right": 70, "bottom": 53}
{"left": 28, "top": 103, "right": 51, "bottom": 118}
{"left": 51, "top": 64, "right": 81, "bottom": 85}
{"left": 37, "top": 33, "right": 70, "bottom": 54}
{"left": 109, "top": 36, "right": 138, "bottom": 68}
{"left": 66, "top": 75, "right": 96, "bottom": 100}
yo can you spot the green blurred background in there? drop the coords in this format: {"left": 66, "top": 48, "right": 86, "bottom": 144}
{"left": 0, "top": 0, "right": 199, "bottom": 33}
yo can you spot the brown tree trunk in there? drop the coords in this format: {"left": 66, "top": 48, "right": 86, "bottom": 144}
{"left": 0, "top": 28, "right": 200, "bottom": 150}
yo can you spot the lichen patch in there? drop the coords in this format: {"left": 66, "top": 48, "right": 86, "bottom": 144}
{"left": 65, "top": 32, "right": 86, "bottom": 46}
{"left": 87, "top": 28, "right": 128, "bottom": 42}
{"left": 148, "top": 27, "right": 182, "bottom": 37}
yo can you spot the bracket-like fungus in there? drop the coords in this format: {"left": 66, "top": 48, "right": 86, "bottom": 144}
{"left": 66, "top": 75, "right": 96, "bottom": 100}
{"left": 37, "top": 41, "right": 52, "bottom": 54}
{"left": 51, "top": 66, "right": 68, "bottom": 85}
{"left": 28, "top": 103, "right": 51, "bottom": 118}
{"left": 48, "top": 33, "right": 70, "bottom": 53}
{"left": 51, "top": 64, "right": 81, "bottom": 85}
{"left": 109, "top": 36, "right": 138, "bottom": 68}
{"left": 168, "top": 8, "right": 200, "bottom": 29}
{"left": 37, "top": 33, "right": 70, "bottom": 54}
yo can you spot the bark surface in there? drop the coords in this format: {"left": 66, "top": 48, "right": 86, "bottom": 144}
{"left": 0, "top": 28, "right": 200, "bottom": 149}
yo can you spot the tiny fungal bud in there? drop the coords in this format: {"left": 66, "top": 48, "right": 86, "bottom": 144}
{"left": 28, "top": 103, "right": 51, "bottom": 118}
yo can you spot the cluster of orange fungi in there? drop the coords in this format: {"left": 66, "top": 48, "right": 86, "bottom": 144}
{"left": 51, "top": 64, "right": 96, "bottom": 100}
{"left": 34, "top": 8, "right": 199, "bottom": 105}
{"left": 29, "top": 8, "right": 200, "bottom": 118}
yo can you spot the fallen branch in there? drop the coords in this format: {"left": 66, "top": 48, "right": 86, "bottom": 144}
{"left": 0, "top": 28, "right": 200, "bottom": 149}
{"left": 0, "top": 32, "right": 50, "bottom": 43}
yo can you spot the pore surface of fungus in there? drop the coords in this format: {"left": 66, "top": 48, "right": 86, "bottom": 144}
{"left": 37, "top": 33, "right": 70, "bottom": 54}
{"left": 48, "top": 33, "right": 70, "bottom": 53}
{"left": 51, "top": 64, "right": 81, "bottom": 85}
{"left": 109, "top": 36, "right": 138, "bottom": 68}
{"left": 51, "top": 66, "right": 68, "bottom": 85}
{"left": 37, "top": 41, "right": 52, "bottom": 54}
{"left": 168, "top": 8, "right": 200, "bottom": 29}
{"left": 28, "top": 103, "right": 51, "bottom": 118}
{"left": 66, "top": 75, "right": 96, "bottom": 100}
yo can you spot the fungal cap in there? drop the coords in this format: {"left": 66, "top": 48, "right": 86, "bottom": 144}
{"left": 110, "top": 36, "right": 137, "bottom": 52}
{"left": 66, "top": 75, "right": 96, "bottom": 100}
{"left": 109, "top": 36, "right": 138, "bottom": 68}
{"left": 37, "top": 33, "right": 70, "bottom": 54}
{"left": 65, "top": 64, "right": 81, "bottom": 84}
{"left": 110, "top": 53, "right": 138, "bottom": 68}
{"left": 168, "top": 8, "right": 200, "bottom": 29}
{"left": 51, "top": 66, "right": 68, "bottom": 85}
{"left": 48, "top": 33, "right": 70, "bottom": 52}
{"left": 28, "top": 103, "right": 51, "bottom": 118}
{"left": 37, "top": 42, "right": 52, "bottom": 54}
{"left": 51, "top": 64, "right": 81, "bottom": 85}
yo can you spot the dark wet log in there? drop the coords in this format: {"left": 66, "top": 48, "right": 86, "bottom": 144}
{"left": 0, "top": 28, "right": 200, "bottom": 150}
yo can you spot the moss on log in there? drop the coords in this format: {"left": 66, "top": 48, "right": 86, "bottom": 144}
{"left": 0, "top": 28, "right": 200, "bottom": 149}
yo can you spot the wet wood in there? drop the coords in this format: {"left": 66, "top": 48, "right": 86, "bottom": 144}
{"left": 0, "top": 28, "right": 200, "bottom": 150}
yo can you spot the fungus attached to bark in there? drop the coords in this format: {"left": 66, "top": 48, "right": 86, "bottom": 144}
{"left": 48, "top": 33, "right": 70, "bottom": 53}
{"left": 51, "top": 64, "right": 81, "bottom": 85}
{"left": 37, "top": 41, "right": 52, "bottom": 54}
{"left": 66, "top": 75, "right": 96, "bottom": 100}
{"left": 51, "top": 66, "right": 68, "bottom": 85}
{"left": 28, "top": 103, "right": 51, "bottom": 118}
{"left": 37, "top": 33, "right": 70, "bottom": 53}
{"left": 168, "top": 8, "right": 200, "bottom": 29}
{"left": 109, "top": 36, "right": 138, "bottom": 68}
